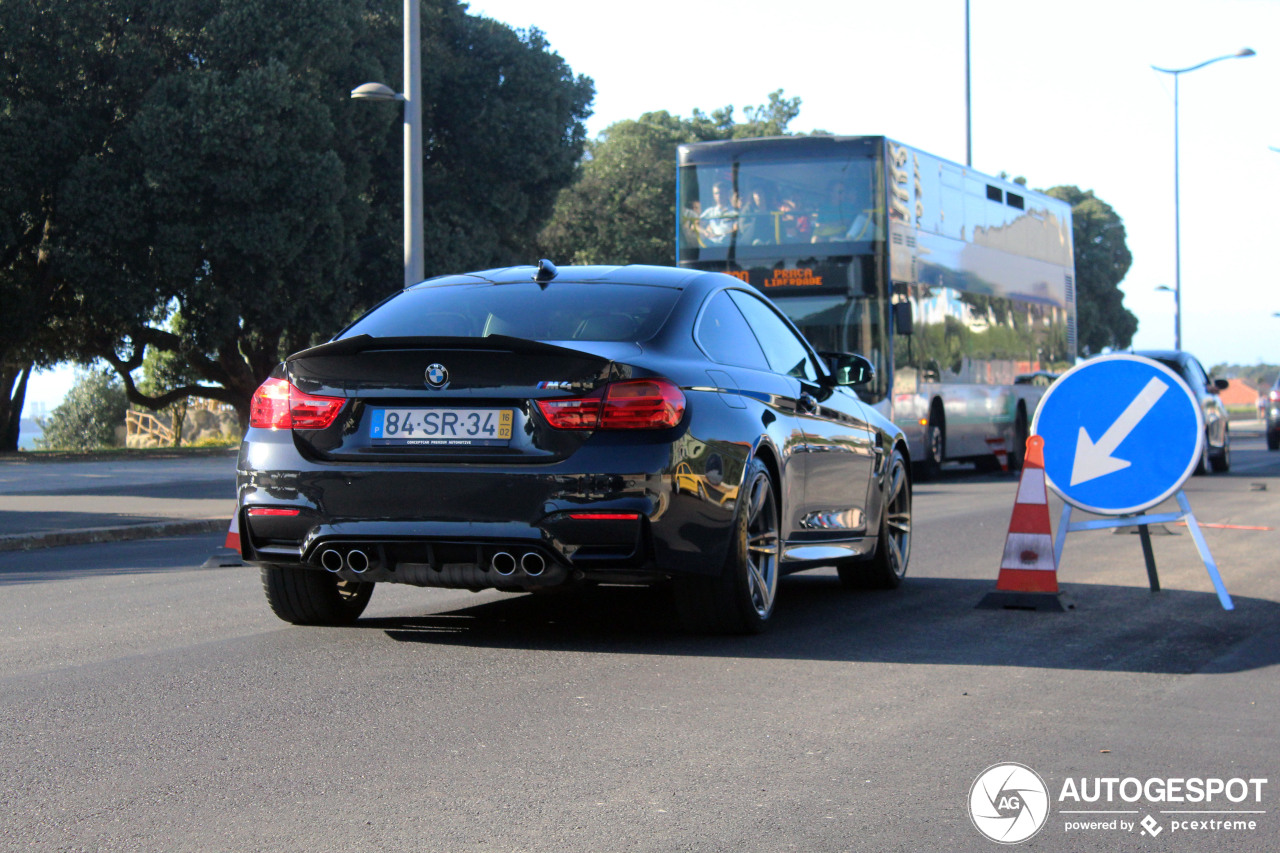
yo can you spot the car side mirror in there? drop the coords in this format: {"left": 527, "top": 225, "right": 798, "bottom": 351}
{"left": 893, "top": 301, "right": 913, "bottom": 336}
{"left": 1213, "top": 378, "right": 1229, "bottom": 392}
{"left": 821, "top": 351, "right": 875, "bottom": 387}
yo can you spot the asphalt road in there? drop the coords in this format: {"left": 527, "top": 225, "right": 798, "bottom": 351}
{"left": 1, "top": 440, "right": 1277, "bottom": 852}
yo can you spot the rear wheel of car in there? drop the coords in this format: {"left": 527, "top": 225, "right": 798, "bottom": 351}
{"left": 1210, "top": 426, "right": 1231, "bottom": 473}
{"left": 261, "top": 566, "right": 374, "bottom": 626}
{"left": 1268, "top": 429, "right": 1280, "bottom": 451}
{"left": 839, "top": 449, "right": 911, "bottom": 589}
{"left": 674, "top": 458, "right": 779, "bottom": 634}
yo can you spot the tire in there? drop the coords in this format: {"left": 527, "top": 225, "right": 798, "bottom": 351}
{"left": 1009, "top": 406, "right": 1029, "bottom": 471}
{"left": 674, "top": 458, "right": 780, "bottom": 634}
{"left": 838, "top": 448, "right": 911, "bottom": 590}
{"left": 261, "top": 565, "right": 374, "bottom": 626}
{"left": 1210, "top": 426, "right": 1231, "bottom": 473}
{"left": 1268, "top": 429, "right": 1279, "bottom": 451}
{"left": 914, "top": 410, "right": 945, "bottom": 481}
{"left": 1194, "top": 431, "right": 1210, "bottom": 476}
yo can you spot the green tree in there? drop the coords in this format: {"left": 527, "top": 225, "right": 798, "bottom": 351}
{"left": 34, "top": 369, "right": 128, "bottom": 451}
{"left": 137, "top": 310, "right": 201, "bottom": 446}
{"left": 539, "top": 90, "right": 801, "bottom": 266}
{"left": 1042, "top": 186, "right": 1138, "bottom": 355}
{"left": 0, "top": 0, "right": 204, "bottom": 450}
{"left": 3, "top": 0, "right": 593, "bottom": 430}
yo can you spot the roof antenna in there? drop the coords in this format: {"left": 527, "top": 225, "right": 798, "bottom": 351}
{"left": 533, "top": 258, "right": 558, "bottom": 287}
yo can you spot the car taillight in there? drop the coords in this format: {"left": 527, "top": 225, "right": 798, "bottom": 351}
{"left": 249, "top": 377, "right": 345, "bottom": 430}
{"left": 537, "top": 379, "right": 685, "bottom": 430}
{"left": 1271, "top": 390, "right": 1280, "bottom": 403}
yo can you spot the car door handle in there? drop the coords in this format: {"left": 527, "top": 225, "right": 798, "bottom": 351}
{"left": 798, "top": 393, "right": 818, "bottom": 414}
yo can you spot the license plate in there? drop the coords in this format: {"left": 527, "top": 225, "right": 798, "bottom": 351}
{"left": 370, "top": 408, "right": 513, "bottom": 446}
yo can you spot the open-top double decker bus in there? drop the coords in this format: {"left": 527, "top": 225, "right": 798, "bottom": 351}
{"left": 676, "top": 135, "right": 1076, "bottom": 476}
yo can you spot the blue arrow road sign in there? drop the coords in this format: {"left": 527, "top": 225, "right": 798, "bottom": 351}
{"left": 1031, "top": 355, "right": 1204, "bottom": 515}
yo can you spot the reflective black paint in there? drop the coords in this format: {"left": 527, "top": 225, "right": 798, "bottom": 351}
{"left": 235, "top": 264, "right": 909, "bottom": 591}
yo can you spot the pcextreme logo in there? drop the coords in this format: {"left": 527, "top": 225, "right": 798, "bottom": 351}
{"left": 968, "top": 763, "right": 1269, "bottom": 845}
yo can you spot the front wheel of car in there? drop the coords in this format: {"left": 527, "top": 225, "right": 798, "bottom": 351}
{"left": 1210, "top": 426, "right": 1231, "bottom": 473}
{"left": 674, "top": 458, "right": 779, "bottom": 634}
{"left": 1268, "top": 429, "right": 1280, "bottom": 451}
{"left": 839, "top": 449, "right": 911, "bottom": 590}
{"left": 261, "top": 566, "right": 374, "bottom": 626}
{"left": 1194, "top": 432, "right": 1210, "bottom": 476}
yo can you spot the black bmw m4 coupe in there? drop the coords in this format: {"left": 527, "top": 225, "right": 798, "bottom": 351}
{"left": 234, "top": 262, "right": 912, "bottom": 634}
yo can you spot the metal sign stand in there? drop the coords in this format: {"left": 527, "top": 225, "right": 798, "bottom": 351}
{"left": 1053, "top": 490, "right": 1233, "bottom": 610}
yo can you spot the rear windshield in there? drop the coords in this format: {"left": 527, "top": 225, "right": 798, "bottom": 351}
{"left": 340, "top": 282, "right": 681, "bottom": 343}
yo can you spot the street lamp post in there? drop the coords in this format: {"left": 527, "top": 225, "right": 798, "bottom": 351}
{"left": 964, "top": 0, "right": 971, "bottom": 167}
{"left": 351, "top": 0, "right": 424, "bottom": 288}
{"left": 1154, "top": 284, "right": 1177, "bottom": 348}
{"left": 1151, "top": 48, "right": 1255, "bottom": 352}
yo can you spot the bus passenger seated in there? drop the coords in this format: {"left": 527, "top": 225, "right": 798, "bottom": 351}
{"left": 699, "top": 181, "right": 739, "bottom": 246}
{"left": 738, "top": 184, "right": 778, "bottom": 245}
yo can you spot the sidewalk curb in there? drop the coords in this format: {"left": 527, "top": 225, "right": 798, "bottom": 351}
{"left": 0, "top": 518, "right": 230, "bottom": 553}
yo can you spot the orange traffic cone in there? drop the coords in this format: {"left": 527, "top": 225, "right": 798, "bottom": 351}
{"left": 225, "top": 513, "right": 241, "bottom": 553}
{"left": 977, "top": 435, "right": 1068, "bottom": 611}
{"left": 985, "top": 437, "right": 1009, "bottom": 472}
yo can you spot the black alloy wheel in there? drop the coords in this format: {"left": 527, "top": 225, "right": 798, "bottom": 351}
{"left": 674, "top": 458, "right": 780, "bottom": 634}
{"left": 1210, "top": 426, "right": 1231, "bottom": 473}
{"left": 839, "top": 448, "right": 911, "bottom": 589}
{"left": 1194, "top": 431, "right": 1210, "bottom": 476}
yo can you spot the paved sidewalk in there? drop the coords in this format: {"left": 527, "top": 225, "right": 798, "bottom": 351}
{"left": 0, "top": 452, "right": 237, "bottom": 551}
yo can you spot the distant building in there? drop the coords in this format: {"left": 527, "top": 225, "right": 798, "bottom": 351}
{"left": 1218, "top": 378, "right": 1260, "bottom": 408}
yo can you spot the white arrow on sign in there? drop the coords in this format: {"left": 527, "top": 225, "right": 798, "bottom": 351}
{"left": 1070, "top": 376, "right": 1170, "bottom": 486}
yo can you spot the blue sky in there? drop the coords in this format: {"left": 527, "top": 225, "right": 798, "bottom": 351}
{"left": 466, "top": 0, "right": 1280, "bottom": 364}
{"left": 23, "top": 0, "right": 1280, "bottom": 415}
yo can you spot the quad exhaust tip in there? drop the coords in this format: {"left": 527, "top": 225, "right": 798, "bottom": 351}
{"left": 521, "top": 552, "right": 546, "bottom": 577}
{"left": 346, "top": 549, "right": 370, "bottom": 574}
{"left": 320, "top": 549, "right": 344, "bottom": 573}
{"left": 491, "top": 551, "right": 517, "bottom": 576}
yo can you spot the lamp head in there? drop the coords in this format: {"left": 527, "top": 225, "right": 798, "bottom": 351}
{"left": 350, "top": 82, "right": 402, "bottom": 101}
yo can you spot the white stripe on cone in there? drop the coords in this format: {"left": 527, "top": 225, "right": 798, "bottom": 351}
{"left": 1015, "top": 468, "right": 1048, "bottom": 505}
{"left": 1000, "top": 532, "right": 1056, "bottom": 571}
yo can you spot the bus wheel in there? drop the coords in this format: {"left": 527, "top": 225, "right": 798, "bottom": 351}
{"left": 915, "top": 411, "right": 944, "bottom": 481}
{"left": 1009, "top": 406, "right": 1029, "bottom": 471}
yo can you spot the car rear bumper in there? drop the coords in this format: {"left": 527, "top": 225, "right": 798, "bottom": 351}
{"left": 234, "top": 431, "right": 742, "bottom": 589}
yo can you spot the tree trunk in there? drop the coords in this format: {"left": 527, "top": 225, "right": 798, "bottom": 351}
{"left": 0, "top": 362, "right": 34, "bottom": 452}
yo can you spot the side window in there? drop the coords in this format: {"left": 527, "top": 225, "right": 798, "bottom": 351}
{"left": 1186, "top": 358, "right": 1210, "bottom": 391}
{"left": 696, "top": 291, "right": 770, "bottom": 370}
{"left": 727, "top": 290, "right": 820, "bottom": 382}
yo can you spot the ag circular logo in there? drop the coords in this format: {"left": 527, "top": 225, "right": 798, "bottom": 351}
{"left": 424, "top": 363, "right": 449, "bottom": 389}
{"left": 968, "top": 762, "right": 1050, "bottom": 844}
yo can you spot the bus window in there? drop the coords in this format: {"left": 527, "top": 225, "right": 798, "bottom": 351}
{"left": 677, "top": 155, "right": 882, "bottom": 260}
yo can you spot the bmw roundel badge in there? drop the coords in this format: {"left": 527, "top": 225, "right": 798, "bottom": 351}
{"left": 425, "top": 363, "right": 449, "bottom": 389}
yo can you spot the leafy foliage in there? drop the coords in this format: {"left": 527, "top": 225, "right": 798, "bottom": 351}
{"left": 1042, "top": 186, "right": 1138, "bottom": 355}
{"left": 539, "top": 91, "right": 801, "bottom": 266}
{"left": 137, "top": 310, "right": 202, "bottom": 446}
{"left": 1210, "top": 363, "right": 1279, "bottom": 389}
{"left": 34, "top": 370, "right": 128, "bottom": 451}
{"left": 2, "top": 0, "right": 593, "bottom": 427}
